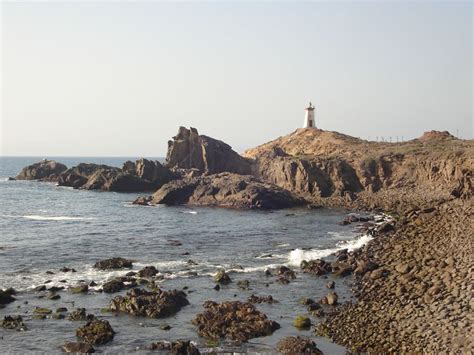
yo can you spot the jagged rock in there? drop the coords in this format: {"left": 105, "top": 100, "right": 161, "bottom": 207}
{"left": 76, "top": 319, "right": 115, "bottom": 345}
{"left": 2, "top": 316, "right": 27, "bottom": 331}
{"left": 146, "top": 340, "right": 200, "bottom": 354}
{"left": 61, "top": 342, "right": 95, "bottom": 353}
{"left": 277, "top": 336, "right": 323, "bottom": 354}
{"left": 68, "top": 308, "right": 87, "bottom": 321}
{"left": 192, "top": 301, "right": 280, "bottom": 342}
{"left": 148, "top": 173, "right": 304, "bottom": 210}
{"left": 214, "top": 270, "right": 232, "bottom": 285}
{"left": 93, "top": 257, "right": 133, "bottom": 270}
{"left": 109, "top": 288, "right": 189, "bottom": 318}
{"left": 166, "top": 127, "right": 253, "bottom": 175}
{"left": 137, "top": 266, "right": 159, "bottom": 278}
{"left": 15, "top": 160, "right": 67, "bottom": 181}
{"left": 301, "top": 259, "right": 331, "bottom": 276}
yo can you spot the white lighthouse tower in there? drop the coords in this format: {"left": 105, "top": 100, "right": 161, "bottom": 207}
{"left": 303, "top": 102, "right": 316, "bottom": 128}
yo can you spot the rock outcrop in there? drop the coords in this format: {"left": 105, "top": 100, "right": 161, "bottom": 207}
{"left": 109, "top": 288, "right": 189, "bottom": 318}
{"left": 192, "top": 301, "right": 280, "bottom": 342}
{"left": 16, "top": 160, "right": 67, "bottom": 181}
{"left": 166, "top": 127, "right": 253, "bottom": 175}
{"left": 244, "top": 129, "right": 473, "bottom": 206}
{"left": 76, "top": 319, "right": 115, "bottom": 345}
{"left": 144, "top": 173, "right": 305, "bottom": 209}
{"left": 277, "top": 336, "right": 323, "bottom": 354}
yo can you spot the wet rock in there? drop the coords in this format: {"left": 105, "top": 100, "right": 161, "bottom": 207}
{"left": 76, "top": 319, "right": 115, "bottom": 345}
{"left": 68, "top": 308, "right": 87, "bottom": 321}
{"left": 293, "top": 315, "right": 311, "bottom": 328}
{"left": 248, "top": 294, "right": 277, "bottom": 304}
{"left": 48, "top": 286, "right": 65, "bottom": 292}
{"left": 192, "top": 301, "right": 280, "bottom": 342}
{"left": 60, "top": 267, "right": 77, "bottom": 273}
{"left": 70, "top": 284, "right": 89, "bottom": 294}
{"left": 160, "top": 324, "right": 172, "bottom": 331}
{"left": 102, "top": 280, "right": 125, "bottom": 294}
{"left": 354, "top": 260, "right": 378, "bottom": 275}
{"left": 93, "top": 257, "right": 133, "bottom": 270}
{"left": 133, "top": 196, "right": 152, "bottom": 206}
{"left": 47, "top": 292, "right": 61, "bottom": 300}
{"left": 378, "top": 222, "right": 395, "bottom": 233}
{"left": 299, "top": 298, "right": 315, "bottom": 306}
{"left": 0, "top": 288, "right": 16, "bottom": 305}
{"left": 146, "top": 340, "right": 200, "bottom": 354}
{"left": 109, "top": 288, "right": 189, "bottom": 318}
{"left": 34, "top": 307, "right": 52, "bottom": 315}
{"left": 326, "top": 281, "right": 335, "bottom": 289}
{"left": 301, "top": 259, "right": 331, "bottom": 276}
{"left": 277, "top": 336, "right": 323, "bottom": 354}
{"left": 61, "top": 342, "right": 95, "bottom": 353}
{"left": 214, "top": 270, "right": 232, "bottom": 285}
{"left": 34, "top": 285, "right": 46, "bottom": 292}
{"left": 56, "top": 307, "right": 68, "bottom": 313}
{"left": 276, "top": 266, "right": 296, "bottom": 279}
{"left": 138, "top": 266, "right": 158, "bottom": 278}
{"left": 237, "top": 280, "right": 250, "bottom": 290}
{"left": 2, "top": 315, "right": 27, "bottom": 331}
{"left": 213, "top": 284, "right": 220, "bottom": 291}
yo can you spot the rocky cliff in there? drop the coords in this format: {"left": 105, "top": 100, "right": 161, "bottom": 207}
{"left": 244, "top": 129, "right": 473, "bottom": 210}
{"left": 166, "top": 127, "right": 253, "bottom": 175}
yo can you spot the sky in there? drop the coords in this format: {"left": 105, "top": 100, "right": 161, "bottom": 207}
{"left": 1, "top": 1, "right": 472, "bottom": 157}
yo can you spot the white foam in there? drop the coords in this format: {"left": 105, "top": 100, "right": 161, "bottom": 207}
{"left": 22, "top": 215, "right": 95, "bottom": 221}
{"left": 288, "top": 233, "right": 373, "bottom": 266}
{"left": 182, "top": 210, "right": 197, "bottom": 215}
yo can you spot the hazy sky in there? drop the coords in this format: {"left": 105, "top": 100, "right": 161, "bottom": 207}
{"left": 1, "top": 1, "right": 472, "bottom": 156}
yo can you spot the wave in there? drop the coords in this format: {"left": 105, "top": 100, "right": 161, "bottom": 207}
{"left": 288, "top": 233, "right": 373, "bottom": 266}
{"left": 182, "top": 210, "right": 197, "bottom": 215}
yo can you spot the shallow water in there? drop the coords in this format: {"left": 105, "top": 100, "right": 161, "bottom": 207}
{"left": 0, "top": 157, "right": 369, "bottom": 353}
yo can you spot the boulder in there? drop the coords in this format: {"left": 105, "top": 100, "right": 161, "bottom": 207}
{"left": 331, "top": 261, "right": 353, "bottom": 277}
{"left": 61, "top": 342, "right": 95, "bottom": 353}
{"left": 214, "top": 270, "right": 232, "bottom": 285}
{"left": 2, "top": 315, "right": 27, "bottom": 331}
{"left": 70, "top": 284, "right": 88, "bottom": 294}
{"left": 109, "top": 288, "right": 189, "bottom": 318}
{"left": 277, "top": 336, "right": 323, "bottom": 354}
{"left": 293, "top": 315, "right": 311, "bottom": 328}
{"left": 166, "top": 127, "right": 253, "bottom": 175}
{"left": 0, "top": 288, "right": 16, "bottom": 305}
{"left": 191, "top": 301, "right": 280, "bottom": 342}
{"left": 102, "top": 279, "right": 125, "bottom": 294}
{"left": 150, "top": 173, "right": 305, "bottom": 210}
{"left": 76, "top": 319, "right": 115, "bottom": 345}
{"left": 15, "top": 160, "right": 67, "bottom": 181}
{"left": 324, "top": 292, "right": 338, "bottom": 305}
{"left": 146, "top": 340, "right": 200, "bottom": 354}
{"left": 93, "top": 257, "right": 133, "bottom": 270}
{"left": 137, "top": 266, "right": 159, "bottom": 278}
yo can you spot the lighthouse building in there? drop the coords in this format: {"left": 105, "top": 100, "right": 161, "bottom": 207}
{"left": 303, "top": 102, "right": 316, "bottom": 128}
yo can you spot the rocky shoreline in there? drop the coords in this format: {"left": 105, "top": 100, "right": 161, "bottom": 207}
{"left": 7, "top": 126, "right": 474, "bottom": 352}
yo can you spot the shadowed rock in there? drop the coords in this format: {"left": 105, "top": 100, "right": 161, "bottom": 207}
{"left": 166, "top": 127, "right": 253, "bottom": 175}
{"left": 93, "top": 257, "right": 133, "bottom": 270}
{"left": 146, "top": 340, "right": 200, "bottom": 354}
{"left": 146, "top": 173, "right": 305, "bottom": 210}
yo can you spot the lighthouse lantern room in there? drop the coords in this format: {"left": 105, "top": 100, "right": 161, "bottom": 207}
{"left": 303, "top": 102, "right": 316, "bottom": 128}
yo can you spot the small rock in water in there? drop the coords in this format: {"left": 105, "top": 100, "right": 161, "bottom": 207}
{"left": 2, "top": 315, "right": 27, "bottom": 331}
{"left": 76, "top": 319, "right": 115, "bottom": 345}
{"left": 277, "top": 336, "right": 323, "bottom": 354}
{"left": 326, "top": 281, "right": 335, "bottom": 289}
{"left": 61, "top": 342, "right": 95, "bottom": 353}
{"left": 293, "top": 315, "right": 311, "bottom": 328}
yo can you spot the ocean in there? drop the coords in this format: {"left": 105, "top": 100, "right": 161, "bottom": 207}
{"left": 0, "top": 157, "right": 372, "bottom": 353}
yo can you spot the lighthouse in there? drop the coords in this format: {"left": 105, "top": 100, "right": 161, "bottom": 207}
{"left": 303, "top": 102, "right": 316, "bottom": 128}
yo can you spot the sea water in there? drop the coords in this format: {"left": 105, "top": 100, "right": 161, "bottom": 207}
{"left": 0, "top": 157, "right": 371, "bottom": 353}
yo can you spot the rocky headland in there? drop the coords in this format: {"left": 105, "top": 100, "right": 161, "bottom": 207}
{"left": 11, "top": 126, "right": 473, "bottom": 352}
